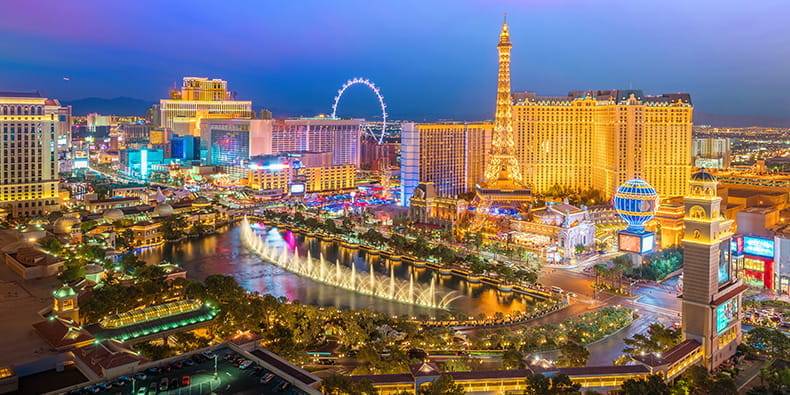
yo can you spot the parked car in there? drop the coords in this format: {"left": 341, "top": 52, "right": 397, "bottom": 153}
{"left": 183, "top": 358, "right": 195, "bottom": 367}
{"left": 279, "top": 381, "right": 291, "bottom": 391}
{"left": 202, "top": 350, "right": 216, "bottom": 359}
{"left": 169, "top": 377, "right": 180, "bottom": 390}
{"left": 136, "top": 386, "right": 148, "bottom": 394}
{"left": 239, "top": 359, "right": 254, "bottom": 369}
{"left": 134, "top": 372, "right": 147, "bottom": 381}
{"left": 159, "top": 378, "right": 169, "bottom": 391}
{"left": 318, "top": 359, "right": 336, "bottom": 365}
{"left": 146, "top": 367, "right": 160, "bottom": 375}
{"left": 170, "top": 361, "right": 183, "bottom": 369}
{"left": 260, "top": 373, "right": 275, "bottom": 384}
{"left": 181, "top": 376, "right": 191, "bottom": 387}
{"left": 111, "top": 379, "right": 127, "bottom": 387}
{"left": 84, "top": 385, "right": 101, "bottom": 393}
{"left": 148, "top": 382, "right": 158, "bottom": 393}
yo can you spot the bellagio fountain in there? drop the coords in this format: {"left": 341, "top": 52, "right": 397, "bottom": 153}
{"left": 240, "top": 217, "right": 459, "bottom": 309}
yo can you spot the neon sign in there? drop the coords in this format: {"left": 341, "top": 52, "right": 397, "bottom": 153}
{"left": 743, "top": 237, "right": 774, "bottom": 258}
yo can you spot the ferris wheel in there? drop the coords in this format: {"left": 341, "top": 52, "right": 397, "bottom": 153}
{"left": 331, "top": 78, "right": 388, "bottom": 144}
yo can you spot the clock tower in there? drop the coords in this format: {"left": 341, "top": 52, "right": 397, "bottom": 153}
{"left": 681, "top": 169, "right": 746, "bottom": 370}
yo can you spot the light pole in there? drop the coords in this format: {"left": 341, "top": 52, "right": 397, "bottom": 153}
{"left": 214, "top": 354, "right": 218, "bottom": 380}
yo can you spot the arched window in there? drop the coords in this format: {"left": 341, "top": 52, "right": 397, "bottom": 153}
{"left": 690, "top": 206, "right": 705, "bottom": 219}
{"left": 694, "top": 230, "right": 701, "bottom": 240}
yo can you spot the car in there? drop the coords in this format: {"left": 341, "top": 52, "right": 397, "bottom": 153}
{"left": 279, "top": 381, "right": 291, "bottom": 391}
{"left": 134, "top": 372, "right": 147, "bottom": 381}
{"left": 146, "top": 367, "right": 160, "bottom": 375}
{"left": 260, "top": 373, "right": 275, "bottom": 384}
{"left": 201, "top": 350, "right": 216, "bottom": 359}
{"left": 159, "top": 378, "right": 169, "bottom": 391}
{"left": 169, "top": 377, "right": 180, "bottom": 390}
{"left": 183, "top": 358, "right": 195, "bottom": 367}
{"left": 148, "top": 382, "right": 158, "bottom": 393}
{"left": 181, "top": 375, "right": 191, "bottom": 387}
{"left": 318, "top": 359, "right": 336, "bottom": 365}
{"left": 192, "top": 354, "right": 207, "bottom": 363}
{"left": 239, "top": 359, "right": 254, "bottom": 369}
{"left": 136, "top": 386, "right": 148, "bottom": 394}
{"left": 550, "top": 286, "right": 563, "bottom": 293}
{"left": 170, "top": 361, "right": 183, "bottom": 369}
{"left": 84, "top": 386, "right": 101, "bottom": 394}
{"left": 97, "top": 382, "right": 113, "bottom": 390}
{"left": 111, "top": 379, "right": 127, "bottom": 387}
{"left": 118, "top": 376, "right": 131, "bottom": 382}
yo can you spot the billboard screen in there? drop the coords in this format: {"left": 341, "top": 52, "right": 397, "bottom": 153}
{"left": 619, "top": 233, "right": 641, "bottom": 253}
{"left": 716, "top": 298, "right": 739, "bottom": 333}
{"left": 289, "top": 184, "right": 305, "bottom": 194}
{"left": 641, "top": 234, "right": 655, "bottom": 254}
{"left": 743, "top": 237, "right": 774, "bottom": 258}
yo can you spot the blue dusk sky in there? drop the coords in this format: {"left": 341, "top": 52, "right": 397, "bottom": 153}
{"left": 0, "top": 0, "right": 788, "bottom": 120}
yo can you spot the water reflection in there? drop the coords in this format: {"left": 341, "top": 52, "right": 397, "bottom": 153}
{"left": 139, "top": 225, "right": 534, "bottom": 317}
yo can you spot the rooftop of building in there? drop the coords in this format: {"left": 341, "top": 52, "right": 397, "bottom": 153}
{"left": 727, "top": 188, "right": 787, "bottom": 198}
{"left": 632, "top": 339, "right": 701, "bottom": 368}
{"left": 250, "top": 348, "right": 320, "bottom": 386}
{"left": 0, "top": 91, "right": 42, "bottom": 98}
{"left": 32, "top": 317, "right": 94, "bottom": 350}
{"left": 7, "top": 247, "right": 64, "bottom": 267}
{"left": 72, "top": 340, "right": 147, "bottom": 377}
{"left": 513, "top": 89, "right": 692, "bottom": 106}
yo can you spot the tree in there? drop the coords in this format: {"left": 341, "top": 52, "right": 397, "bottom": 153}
{"left": 442, "top": 358, "right": 471, "bottom": 372}
{"left": 617, "top": 374, "right": 670, "bottom": 395}
{"left": 117, "top": 253, "right": 146, "bottom": 274}
{"left": 746, "top": 327, "right": 790, "bottom": 359}
{"left": 419, "top": 375, "right": 464, "bottom": 395}
{"left": 622, "top": 324, "right": 681, "bottom": 358}
{"left": 115, "top": 229, "right": 134, "bottom": 251}
{"left": 575, "top": 244, "right": 585, "bottom": 255}
{"left": 501, "top": 348, "right": 525, "bottom": 369}
{"left": 708, "top": 373, "right": 738, "bottom": 395}
{"left": 557, "top": 341, "right": 590, "bottom": 368}
{"left": 525, "top": 373, "right": 581, "bottom": 395}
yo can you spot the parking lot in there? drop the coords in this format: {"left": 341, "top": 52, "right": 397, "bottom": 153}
{"left": 69, "top": 348, "right": 311, "bottom": 395}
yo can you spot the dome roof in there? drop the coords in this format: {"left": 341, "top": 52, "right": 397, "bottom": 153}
{"left": 53, "top": 284, "right": 76, "bottom": 298}
{"left": 102, "top": 208, "right": 124, "bottom": 222}
{"left": 84, "top": 264, "right": 104, "bottom": 275}
{"left": 153, "top": 203, "right": 174, "bottom": 217}
{"left": 192, "top": 197, "right": 210, "bottom": 206}
{"left": 54, "top": 215, "right": 80, "bottom": 234}
{"left": 691, "top": 169, "right": 717, "bottom": 182}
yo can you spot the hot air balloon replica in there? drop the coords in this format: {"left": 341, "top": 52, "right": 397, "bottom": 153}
{"left": 613, "top": 179, "right": 659, "bottom": 263}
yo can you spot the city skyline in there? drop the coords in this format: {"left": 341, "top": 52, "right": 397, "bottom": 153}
{"left": 1, "top": 0, "right": 790, "bottom": 120}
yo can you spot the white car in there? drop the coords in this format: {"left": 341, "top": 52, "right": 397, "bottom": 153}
{"left": 239, "top": 360, "right": 254, "bottom": 369}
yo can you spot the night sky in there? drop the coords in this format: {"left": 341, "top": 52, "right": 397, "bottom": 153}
{"left": 1, "top": 0, "right": 788, "bottom": 120}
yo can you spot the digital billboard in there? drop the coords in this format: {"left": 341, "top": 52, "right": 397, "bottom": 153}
{"left": 743, "top": 237, "right": 774, "bottom": 258}
{"left": 619, "top": 233, "right": 641, "bottom": 253}
{"left": 718, "top": 246, "right": 730, "bottom": 284}
{"left": 716, "top": 298, "right": 739, "bottom": 333}
{"left": 289, "top": 183, "right": 305, "bottom": 195}
{"left": 641, "top": 234, "right": 655, "bottom": 254}
{"left": 619, "top": 231, "right": 654, "bottom": 254}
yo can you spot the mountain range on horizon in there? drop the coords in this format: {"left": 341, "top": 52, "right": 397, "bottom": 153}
{"left": 62, "top": 97, "right": 790, "bottom": 128}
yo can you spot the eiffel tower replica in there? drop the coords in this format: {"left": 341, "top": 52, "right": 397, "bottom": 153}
{"left": 469, "top": 17, "right": 533, "bottom": 231}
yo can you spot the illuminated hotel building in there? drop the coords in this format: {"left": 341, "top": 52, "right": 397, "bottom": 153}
{"left": 692, "top": 137, "right": 730, "bottom": 169}
{"left": 302, "top": 164, "right": 356, "bottom": 193}
{"left": 681, "top": 169, "right": 745, "bottom": 370}
{"left": 512, "top": 90, "right": 692, "bottom": 199}
{"left": 160, "top": 77, "right": 253, "bottom": 137}
{"left": 400, "top": 122, "right": 492, "bottom": 205}
{"left": 271, "top": 118, "right": 362, "bottom": 167}
{"left": 0, "top": 92, "right": 62, "bottom": 217}
{"left": 200, "top": 119, "right": 273, "bottom": 166}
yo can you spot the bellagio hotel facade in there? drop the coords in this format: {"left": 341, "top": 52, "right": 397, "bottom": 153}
{"left": 513, "top": 89, "right": 692, "bottom": 199}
